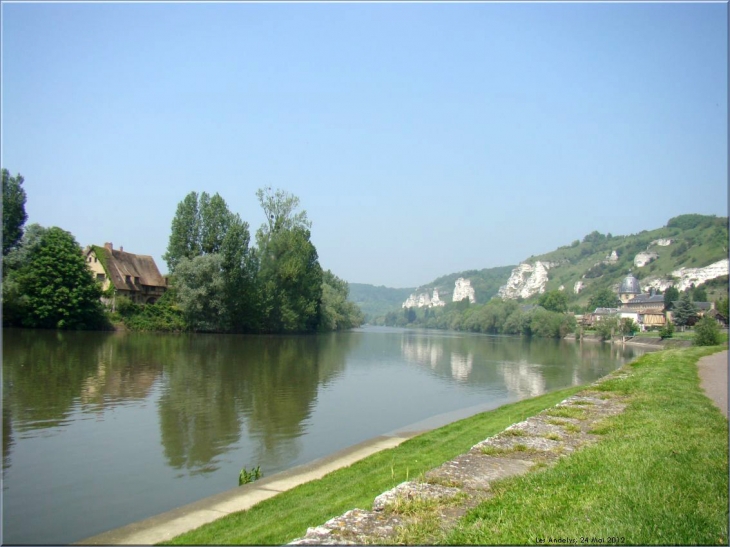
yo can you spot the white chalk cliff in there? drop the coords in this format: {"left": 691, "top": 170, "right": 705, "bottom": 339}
{"left": 641, "top": 259, "right": 729, "bottom": 293}
{"left": 634, "top": 252, "right": 659, "bottom": 268}
{"left": 453, "top": 278, "right": 476, "bottom": 303}
{"left": 498, "top": 261, "right": 552, "bottom": 300}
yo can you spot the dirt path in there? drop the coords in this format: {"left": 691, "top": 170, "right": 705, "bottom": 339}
{"left": 697, "top": 350, "right": 728, "bottom": 418}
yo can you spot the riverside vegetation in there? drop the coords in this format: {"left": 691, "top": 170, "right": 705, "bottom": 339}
{"left": 164, "top": 345, "right": 728, "bottom": 546}
{"left": 2, "top": 170, "right": 362, "bottom": 334}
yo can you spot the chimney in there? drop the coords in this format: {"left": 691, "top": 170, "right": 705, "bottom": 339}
{"left": 120, "top": 246, "right": 124, "bottom": 252}
{"left": 104, "top": 242, "right": 113, "bottom": 251}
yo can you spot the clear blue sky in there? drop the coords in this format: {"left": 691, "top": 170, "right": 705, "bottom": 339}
{"left": 2, "top": 2, "right": 727, "bottom": 288}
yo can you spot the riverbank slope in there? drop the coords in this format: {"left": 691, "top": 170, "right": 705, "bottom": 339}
{"left": 162, "top": 345, "right": 728, "bottom": 545}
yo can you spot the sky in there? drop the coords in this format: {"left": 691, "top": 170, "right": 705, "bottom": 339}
{"left": 2, "top": 2, "right": 727, "bottom": 288}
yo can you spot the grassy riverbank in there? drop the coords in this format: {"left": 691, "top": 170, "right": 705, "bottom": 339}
{"left": 163, "top": 385, "right": 585, "bottom": 545}
{"left": 165, "top": 346, "right": 727, "bottom": 545}
{"left": 438, "top": 346, "right": 728, "bottom": 545}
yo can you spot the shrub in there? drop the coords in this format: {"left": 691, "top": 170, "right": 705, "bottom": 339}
{"left": 693, "top": 317, "right": 720, "bottom": 346}
{"left": 659, "top": 321, "right": 675, "bottom": 339}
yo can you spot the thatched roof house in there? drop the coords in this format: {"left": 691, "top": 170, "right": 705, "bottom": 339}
{"left": 84, "top": 242, "right": 167, "bottom": 305}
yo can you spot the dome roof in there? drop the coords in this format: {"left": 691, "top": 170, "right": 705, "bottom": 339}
{"left": 619, "top": 273, "right": 641, "bottom": 295}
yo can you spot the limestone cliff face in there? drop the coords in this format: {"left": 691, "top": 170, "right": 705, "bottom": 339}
{"left": 641, "top": 259, "right": 729, "bottom": 293}
{"left": 634, "top": 252, "right": 659, "bottom": 268}
{"left": 402, "top": 288, "right": 446, "bottom": 309}
{"left": 498, "top": 261, "right": 552, "bottom": 300}
{"left": 452, "top": 278, "right": 476, "bottom": 303}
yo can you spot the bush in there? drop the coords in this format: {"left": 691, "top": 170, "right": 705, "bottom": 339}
{"left": 693, "top": 317, "right": 721, "bottom": 346}
{"left": 659, "top": 320, "right": 675, "bottom": 339}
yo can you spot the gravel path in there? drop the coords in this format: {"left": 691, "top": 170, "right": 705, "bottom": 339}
{"left": 697, "top": 350, "right": 728, "bottom": 418}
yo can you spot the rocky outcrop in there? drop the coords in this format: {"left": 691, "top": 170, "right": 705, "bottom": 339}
{"left": 606, "top": 250, "right": 619, "bottom": 263}
{"left": 650, "top": 239, "right": 672, "bottom": 247}
{"left": 634, "top": 252, "right": 659, "bottom": 268}
{"left": 498, "top": 262, "right": 551, "bottom": 300}
{"left": 573, "top": 281, "right": 584, "bottom": 294}
{"left": 402, "top": 289, "right": 446, "bottom": 309}
{"left": 641, "top": 259, "right": 729, "bottom": 293}
{"left": 453, "top": 278, "right": 476, "bottom": 303}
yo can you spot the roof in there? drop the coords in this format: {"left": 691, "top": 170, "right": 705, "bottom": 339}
{"left": 619, "top": 273, "right": 641, "bottom": 295}
{"left": 671, "top": 301, "right": 713, "bottom": 311}
{"left": 88, "top": 246, "right": 166, "bottom": 291}
{"left": 627, "top": 294, "right": 665, "bottom": 304}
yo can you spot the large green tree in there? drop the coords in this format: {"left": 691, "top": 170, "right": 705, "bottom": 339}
{"left": 174, "top": 254, "right": 227, "bottom": 332}
{"left": 319, "top": 270, "right": 364, "bottom": 331}
{"left": 663, "top": 286, "right": 680, "bottom": 310}
{"left": 15, "top": 227, "right": 107, "bottom": 329}
{"left": 164, "top": 191, "right": 237, "bottom": 273}
{"left": 588, "top": 288, "right": 620, "bottom": 310}
{"left": 673, "top": 292, "right": 698, "bottom": 328}
{"left": 164, "top": 192, "right": 201, "bottom": 272}
{"left": 255, "top": 187, "right": 311, "bottom": 251}
{"left": 538, "top": 290, "right": 568, "bottom": 313}
{"left": 2, "top": 169, "right": 28, "bottom": 256}
{"left": 220, "top": 215, "right": 260, "bottom": 332}
{"left": 258, "top": 226, "right": 323, "bottom": 333}
{"left": 255, "top": 188, "right": 323, "bottom": 333}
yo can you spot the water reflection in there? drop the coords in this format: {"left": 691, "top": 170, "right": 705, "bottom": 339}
{"left": 3, "top": 327, "right": 650, "bottom": 546}
{"left": 397, "top": 330, "right": 645, "bottom": 397}
{"left": 2, "top": 329, "right": 361, "bottom": 479}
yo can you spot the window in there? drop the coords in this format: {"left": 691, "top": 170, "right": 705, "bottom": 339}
{"left": 125, "top": 275, "right": 131, "bottom": 284}
{"left": 96, "top": 273, "right": 105, "bottom": 282}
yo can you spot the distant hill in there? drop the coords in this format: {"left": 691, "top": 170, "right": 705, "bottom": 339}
{"left": 348, "top": 265, "right": 515, "bottom": 321}
{"left": 350, "top": 213, "right": 729, "bottom": 320}
{"left": 348, "top": 284, "right": 414, "bottom": 321}
{"left": 411, "top": 265, "right": 516, "bottom": 304}
{"left": 513, "top": 213, "right": 729, "bottom": 308}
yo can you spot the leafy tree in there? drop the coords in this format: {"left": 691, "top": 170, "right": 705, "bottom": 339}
{"left": 673, "top": 292, "right": 698, "bottom": 328}
{"left": 319, "top": 270, "right": 364, "bottom": 331}
{"left": 199, "top": 192, "right": 234, "bottom": 255}
{"left": 620, "top": 318, "right": 638, "bottom": 336}
{"left": 15, "top": 227, "right": 107, "bottom": 329}
{"left": 667, "top": 214, "right": 715, "bottom": 231}
{"left": 255, "top": 187, "right": 311, "bottom": 251}
{"left": 164, "top": 191, "right": 237, "bottom": 273}
{"left": 174, "top": 254, "right": 227, "bottom": 332}
{"left": 588, "top": 288, "right": 620, "bottom": 310}
{"left": 255, "top": 188, "right": 322, "bottom": 333}
{"left": 2, "top": 169, "right": 28, "bottom": 255}
{"left": 659, "top": 320, "right": 674, "bottom": 339}
{"left": 258, "top": 226, "right": 322, "bottom": 333}
{"left": 595, "top": 316, "right": 619, "bottom": 341}
{"left": 693, "top": 316, "right": 720, "bottom": 346}
{"left": 538, "top": 290, "right": 568, "bottom": 313}
{"left": 691, "top": 285, "right": 708, "bottom": 303}
{"left": 164, "top": 192, "right": 201, "bottom": 272}
{"left": 220, "top": 215, "right": 260, "bottom": 332}
{"left": 663, "top": 286, "right": 680, "bottom": 310}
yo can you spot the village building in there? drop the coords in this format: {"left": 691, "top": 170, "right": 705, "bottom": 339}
{"left": 84, "top": 243, "right": 167, "bottom": 307}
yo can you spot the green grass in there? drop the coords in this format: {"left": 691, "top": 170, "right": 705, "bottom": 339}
{"left": 441, "top": 346, "right": 728, "bottom": 545}
{"left": 162, "top": 385, "right": 585, "bottom": 545}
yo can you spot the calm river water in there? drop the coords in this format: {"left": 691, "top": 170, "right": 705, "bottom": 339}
{"left": 2, "top": 326, "right": 648, "bottom": 544}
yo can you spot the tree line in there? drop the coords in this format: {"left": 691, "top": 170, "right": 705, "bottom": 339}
{"left": 2, "top": 169, "right": 362, "bottom": 333}
{"left": 375, "top": 296, "right": 576, "bottom": 339}
{"left": 156, "top": 187, "right": 363, "bottom": 333}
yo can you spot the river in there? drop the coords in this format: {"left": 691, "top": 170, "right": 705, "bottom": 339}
{"left": 2, "top": 326, "right": 648, "bottom": 544}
